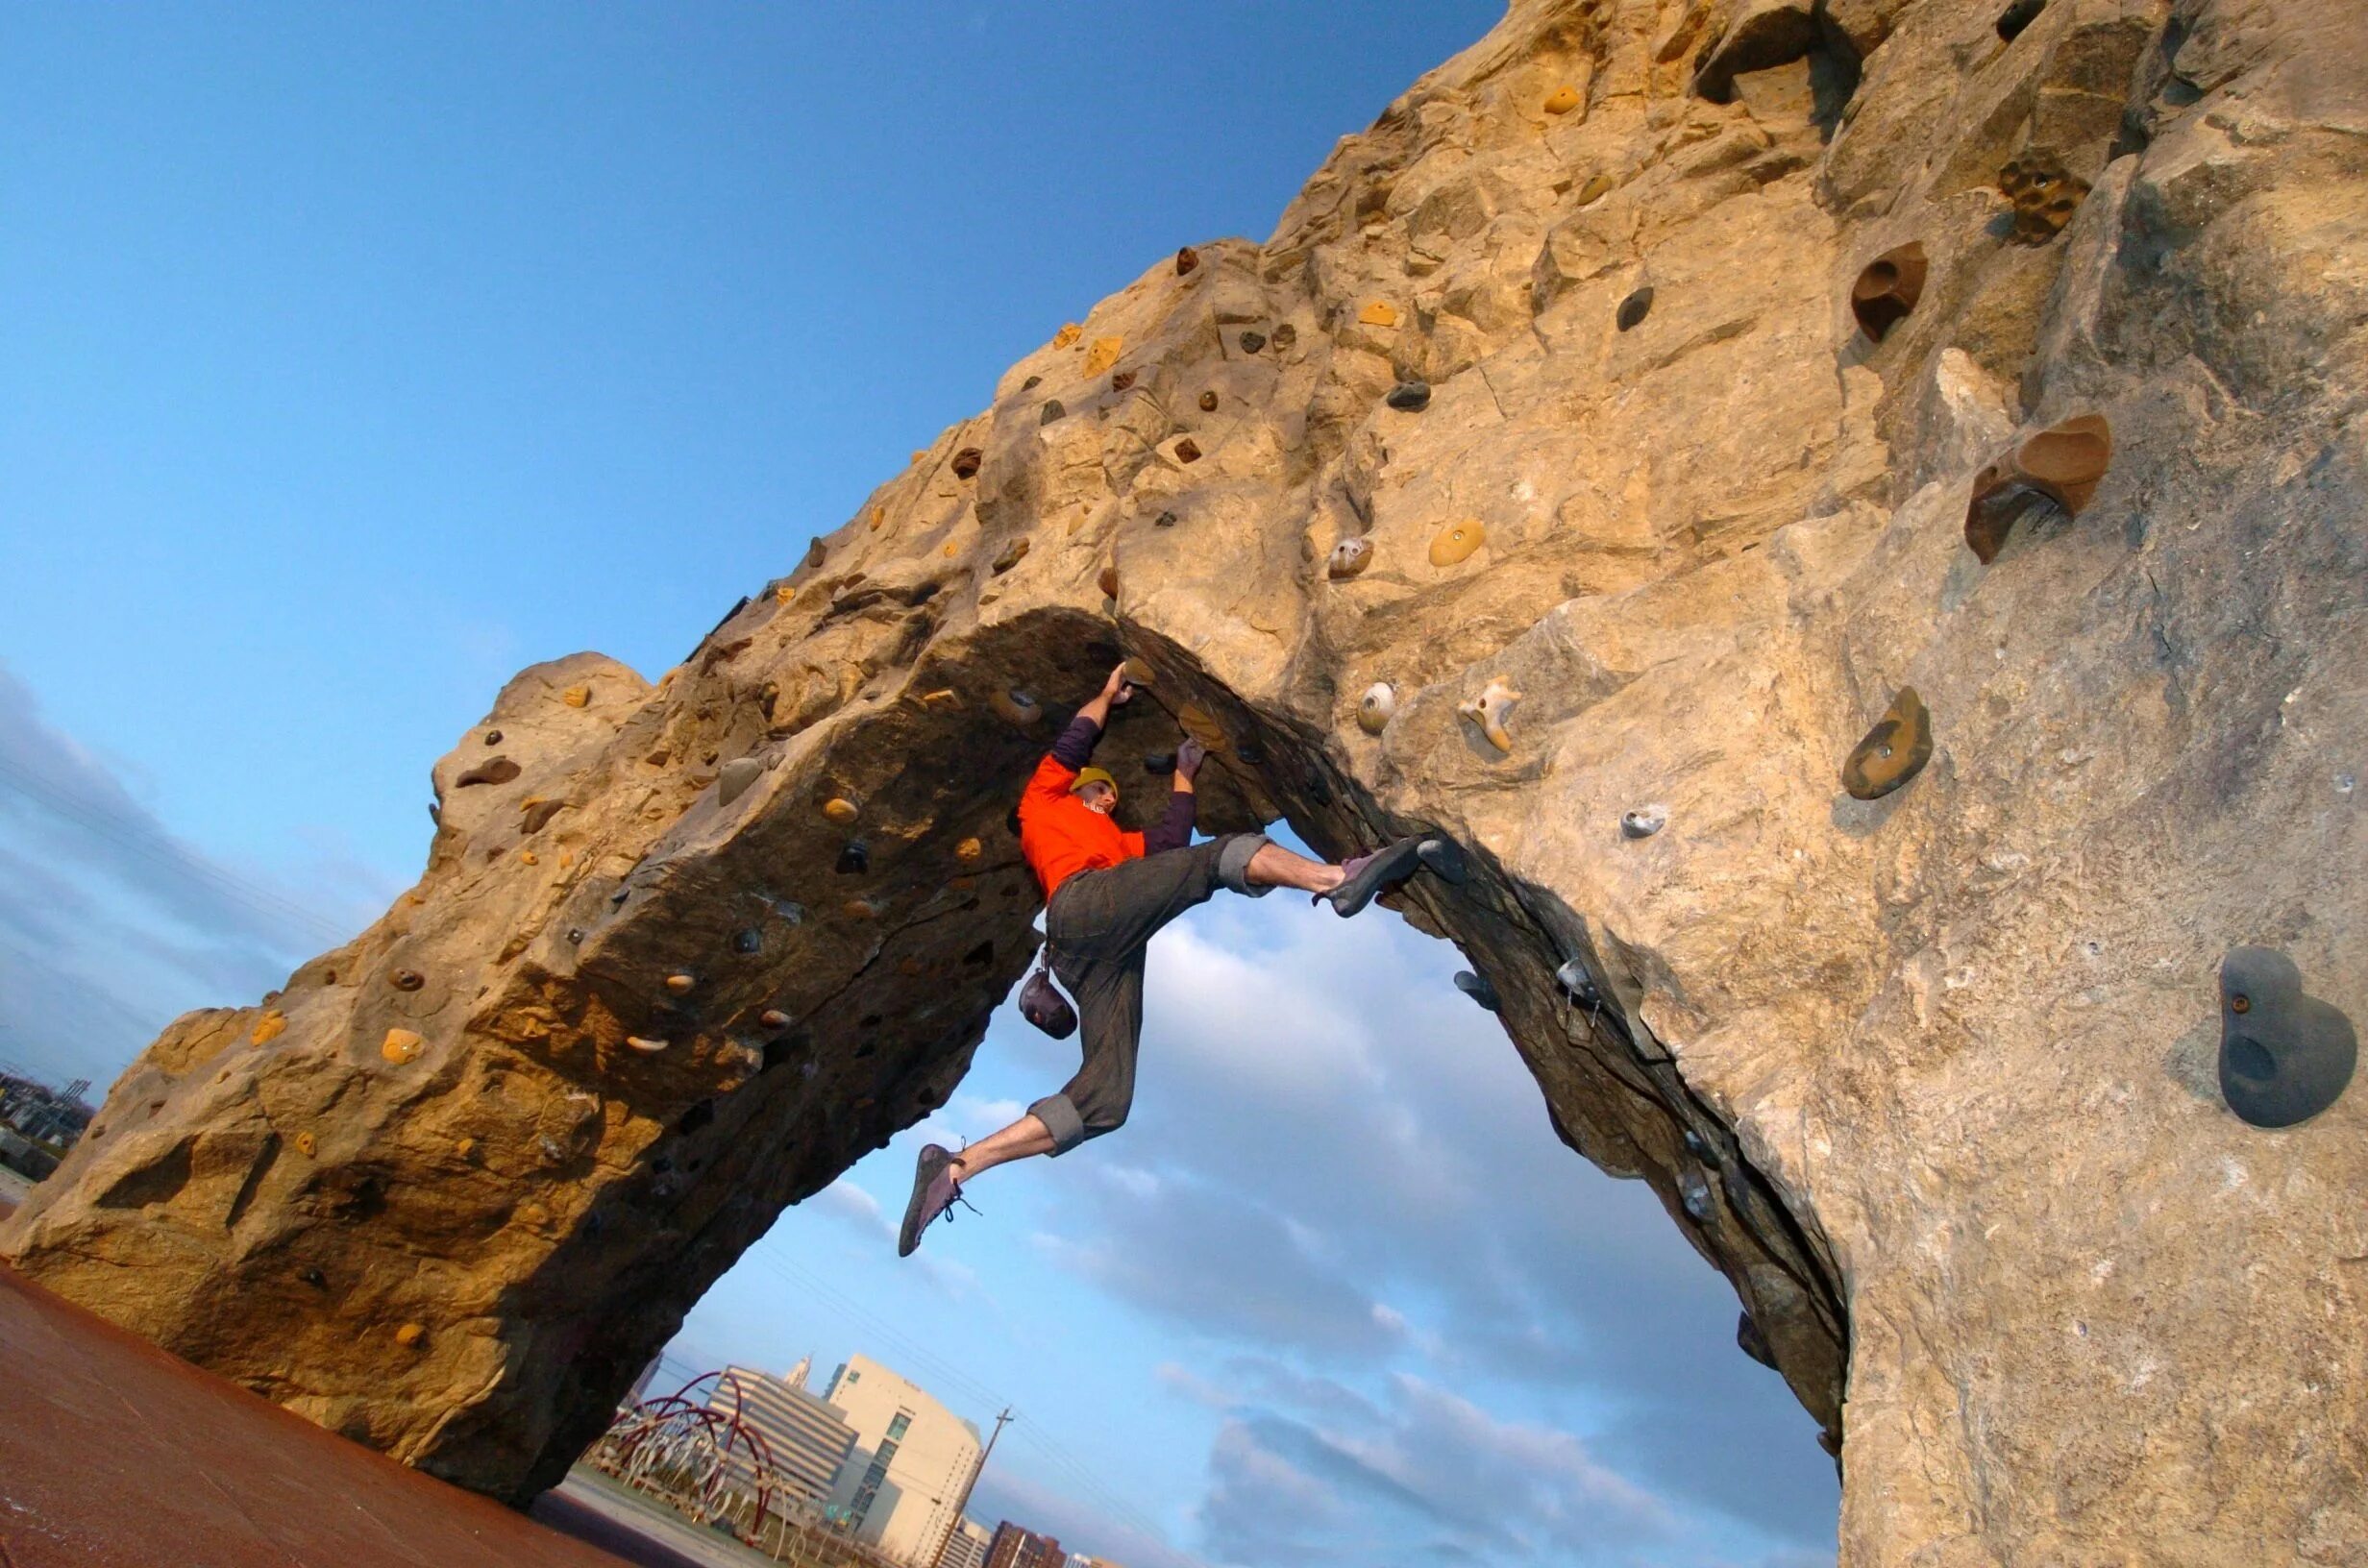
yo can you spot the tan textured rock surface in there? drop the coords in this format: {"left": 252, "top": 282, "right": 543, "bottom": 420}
{"left": 10, "top": 0, "right": 2368, "bottom": 1559}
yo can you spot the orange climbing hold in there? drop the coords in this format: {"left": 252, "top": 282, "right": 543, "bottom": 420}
{"left": 956, "top": 836, "right": 983, "bottom": 863}
{"left": 825, "top": 796, "right": 860, "bottom": 824}
{"left": 1429, "top": 520, "right": 1486, "bottom": 567}
{"left": 381, "top": 1029, "right": 425, "bottom": 1065}
{"left": 665, "top": 973, "right": 696, "bottom": 993}
{"left": 250, "top": 1011, "right": 286, "bottom": 1046}
{"left": 561, "top": 684, "right": 590, "bottom": 708}
{"left": 1543, "top": 84, "right": 1582, "bottom": 114}
{"left": 1085, "top": 335, "right": 1124, "bottom": 376}
{"left": 294, "top": 1131, "right": 317, "bottom": 1158}
{"left": 1052, "top": 322, "right": 1082, "bottom": 349}
{"left": 395, "top": 1323, "right": 426, "bottom": 1349}
{"left": 1357, "top": 301, "right": 1399, "bottom": 328}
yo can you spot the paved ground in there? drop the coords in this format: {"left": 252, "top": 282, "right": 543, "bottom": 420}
{"left": 0, "top": 1211, "right": 711, "bottom": 1568}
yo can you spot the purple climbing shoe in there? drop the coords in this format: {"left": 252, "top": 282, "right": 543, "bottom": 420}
{"left": 898, "top": 1143, "right": 973, "bottom": 1257}
{"left": 1321, "top": 836, "right": 1427, "bottom": 917}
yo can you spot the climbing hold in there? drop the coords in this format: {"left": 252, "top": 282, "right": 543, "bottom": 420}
{"left": 718, "top": 757, "right": 763, "bottom": 807}
{"left": 626, "top": 1036, "right": 668, "bottom": 1054}
{"left": 1052, "top": 322, "right": 1082, "bottom": 349}
{"left": 1576, "top": 173, "right": 1614, "bottom": 206}
{"left": 871, "top": 505, "right": 886, "bottom": 529}
{"left": 1198, "top": 389, "right": 1219, "bottom": 411}
{"left": 456, "top": 1137, "right": 478, "bottom": 1160}
{"left": 518, "top": 849, "right": 537, "bottom": 865}
{"left": 1154, "top": 510, "right": 1178, "bottom": 527}
{"left": 482, "top": 730, "right": 503, "bottom": 746}
{"left": 1111, "top": 370, "right": 1137, "bottom": 392}
{"left": 1428, "top": 520, "right": 1485, "bottom": 567}
{"left": 1357, "top": 301, "right": 1398, "bottom": 328}
{"left": 844, "top": 897, "right": 880, "bottom": 919}
{"left": 804, "top": 537, "right": 828, "bottom": 569}
{"left": 1271, "top": 324, "right": 1296, "bottom": 351}
{"left": 1328, "top": 537, "right": 1373, "bottom": 579}
{"left": 1963, "top": 414, "right": 2112, "bottom": 563}
{"left": 951, "top": 447, "right": 983, "bottom": 479}
{"left": 1122, "top": 657, "right": 1155, "bottom": 686}
{"left": 251, "top": 1012, "right": 286, "bottom": 1046}
{"left": 521, "top": 797, "right": 566, "bottom": 833}
{"left": 1173, "top": 437, "right": 1202, "bottom": 463}
{"left": 992, "top": 687, "right": 1043, "bottom": 727}
{"left": 1543, "top": 83, "right": 1582, "bottom": 114}
{"left": 1738, "top": 1311, "right": 1776, "bottom": 1367}
{"left": 1174, "top": 245, "right": 1199, "bottom": 277}
{"left": 1144, "top": 752, "right": 1174, "bottom": 773}
{"left": 1554, "top": 959, "right": 1600, "bottom": 1008}
{"left": 391, "top": 969, "right": 425, "bottom": 992}
{"left": 1177, "top": 704, "right": 1230, "bottom": 753}
{"left": 567, "top": 927, "right": 584, "bottom": 944}
{"left": 1998, "top": 158, "right": 2088, "bottom": 242}
{"left": 1453, "top": 969, "right": 1501, "bottom": 1012}
{"left": 760, "top": 1009, "right": 792, "bottom": 1029}
{"left": 455, "top": 756, "right": 522, "bottom": 789}
{"left": 991, "top": 537, "right": 1030, "bottom": 575}
{"left": 734, "top": 928, "right": 762, "bottom": 955}
{"left": 561, "top": 684, "right": 591, "bottom": 708}
{"left": 2219, "top": 946, "right": 2357, "bottom": 1127}
{"left": 1840, "top": 686, "right": 1935, "bottom": 800}
{"left": 920, "top": 688, "right": 961, "bottom": 711}
{"left": 1041, "top": 399, "right": 1066, "bottom": 425}
{"left": 956, "top": 837, "right": 983, "bottom": 863}
{"left": 837, "top": 841, "right": 870, "bottom": 874}
{"left": 381, "top": 1029, "right": 425, "bottom": 1066}
{"left": 824, "top": 796, "right": 860, "bottom": 824}
{"left": 394, "top": 1323, "right": 426, "bottom": 1349}
{"left": 1357, "top": 683, "right": 1396, "bottom": 735}
{"left": 1996, "top": 0, "right": 2046, "bottom": 38}
{"left": 1239, "top": 330, "right": 1267, "bottom": 354}
{"left": 1616, "top": 286, "right": 1654, "bottom": 331}
{"left": 1620, "top": 806, "right": 1666, "bottom": 839}
{"left": 665, "top": 973, "right": 695, "bottom": 994}
{"left": 1850, "top": 243, "right": 1927, "bottom": 343}
{"left": 1679, "top": 1169, "right": 1714, "bottom": 1221}
{"left": 1385, "top": 380, "right": 1432, "bottom": 411}
{"left": 774, "top": 583, "right": 795, "bottom": 604}
{"left": 1098, "top": 565, "right": 1121, "bottom": 600}
{"left": 294, "top": 1131, "right": 317, "bottom": 1158}
{"left": 1085, "top": 335, "right": 1124, "bottom": 376}
{"left": 1459, "top": 678, "right": 1522, "bottom": 754}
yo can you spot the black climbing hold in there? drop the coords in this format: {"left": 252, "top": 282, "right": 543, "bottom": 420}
{"left": 2218, "top": 946, "right": 2357, "bottom": 1128}
{"left": 1041, "top": 399, "right": 1066, "bottom": 425}
{"left": 1738, "top": 1311, "right": 1776, "bottom": 1367}
{"left": 1385, "top": 380, "right": 1432, "bottom": 412}
{"left": 1023, "top": 374, "right": 1042, "bottom": 390}
{"left": 483, "top": 730, "right": 503, "bottom": 745}
{"left": 1239, "top": 330, "right": 1267, "bottom": 354}
{"left": 1995, "top": 0, "right": 2045, "bottom": 40}
{"left": 1236, "top": 741, "right": 1266, "bottom": 767}
{"left": 428, "top": 803, "right": 440, "bottom": 824}
{"left": 678, "top": 1099, "right": 715, "bottom": 1136}
{"left": 1453, "top": 969, "right": 1500, "bottom": 1012}
{"left": 836, "top": 841, "right": 870, "bottom": 874}
{"left": 1678, "top": 1168, "right": 1714, "bottom": 1222}
{"left": 567, "top": 927, "right": 584, "bottom": 944}
{"left": 300, "top": 1267, "right": 328, "bottom": 1290}
{"left": 962, "top": 940, "right": 995, "bottom": 967}
{"left": 390, "top": 969, "right": 424, "bottom": 992}
{"left": 1154, "top": 510, "right": 1177, "bottom": 527}
{"left": 1144, "top": 751, "right": 1175, "bottom": 773}
{"left": 1840, "top": 687, "right": 1934, "bottom": 800}
{"left": 951, "top": 447, "right": 983, "bottom": 479}
{"left": 1616, "top": 287, "right": 1654, "bottom": 331}
{"left": 1416, "top": 835, "right": 1469, "bottom": 886}
{"left": 732, "top": 928, "right": 762, "bottom": 955}
{"left": 1306, "top": 772, "right": 1332, "bottom": 806}
{"left": 609, "top": 886, "right": 630, "bottom": 907}
{"left": 1005, "top": 805, "right": 1023, "bottom": 836}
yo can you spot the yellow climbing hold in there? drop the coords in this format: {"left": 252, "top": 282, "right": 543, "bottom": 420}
{"left": 395, "top": 1322, "right": 426, "bottom": 1349}
{"left": 1052, "top": 322, "right": 1082, "bottom": 349}
{"left": 381, "top": 1028, "right": 425, "bottom": 1065}
{"left": 294, "top": 1131, "right": 317, "bottom": 1158}
{"left": 519, "top": 849, "right": 537, "bottom": 865}
{"left": 920, "top": 688, "right": 961, "bottom": 710}
{"left": 1577, "top": 173, "right": 1614, "bottom": 206}
{"left": 1357, "top": 301, "right": 1399, "bottom": 328}
{"left": 561, "top": 684, "right": 590, "bottom": 708}
{"left": 665, "top": 973, "right": 696, "bottom": 993}
{"left": 456, "top": 1137, "right": 478, "bottom": 1160}
{"left": 251, "top": 1011, "right": 287, "bottom": 1046}
{"left": 1543, "top": 84, "right": 1582, "bottom": 114}
{"left": 824, "top": 796, "right": 860, "bottom": 824}
{"left": 956, "top": 837, "right": 983, "bottom": 863}
{"left": 870, "top": 505, "right": 886, "bottom": 530}
{"left": 1084, "top": 335, "right": 1124, "bottom": 376}
{"left": 775, "top": 583, "right": 794, "bottom": 604}
{"left": 1429, "top": 519, "right": 1486, "bottom": 567}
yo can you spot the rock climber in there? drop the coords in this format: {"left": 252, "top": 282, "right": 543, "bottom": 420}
{"left": 900, "top": 662, "right": 1460, "bottom": 1255}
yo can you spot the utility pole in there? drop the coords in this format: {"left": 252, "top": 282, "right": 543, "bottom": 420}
{"left": 929, "top": 1408, "right": 1013, "bottom": 1568}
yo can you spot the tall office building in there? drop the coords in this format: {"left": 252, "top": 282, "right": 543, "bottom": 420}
{"left": 707, "top": 1364, "right": 859, "bottom": 1509}
{"left": 822, "top": 1355, "right": 984, "bottom": 1567}
{"left": 940, "top": 1516, "right": 994, "bottom": 1568}
{"left": 984, "top": 1521, "right": 1065, "bottom": 1568}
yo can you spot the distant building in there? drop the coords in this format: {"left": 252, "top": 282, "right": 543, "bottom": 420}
{"left": 1072, "top": 1556, "right": 1125, "bottom": 1568}
{"left": 622, "top": 1355, "right": 661, "bottom": 1408}
{"left": 939, "top": 1516, "right": 994, "bottom": 1568}
{"left": 823, "top": 1355, "right": 984, "bottom": 1568}
{"left": 984, "top": 1521, "right": 1064, "bottom": 1568}
{"left": 707, "top": 1364, "right": 859, "bottom": 1508}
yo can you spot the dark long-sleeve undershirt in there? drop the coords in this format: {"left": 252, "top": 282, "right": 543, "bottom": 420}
{"left": 1049, "top": 714, "right": 1196, "bottom": 855}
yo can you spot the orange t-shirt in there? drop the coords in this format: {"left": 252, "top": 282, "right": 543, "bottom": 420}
{"left": 1018, "top": 752, "right": 1145, "bottom": 901}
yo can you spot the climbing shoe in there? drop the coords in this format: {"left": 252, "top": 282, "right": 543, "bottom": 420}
{"left": 1321, "top": 835, "right": 1432, "bottom": 917}
{"left": 898, "top": 1143, "right": 974, "bottom": 1258}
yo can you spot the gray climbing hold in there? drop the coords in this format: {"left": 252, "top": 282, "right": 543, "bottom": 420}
{"left": 1620, "top": 806, "right": 1665, "bottom": 839}
{"left": 1023, "top": 375, "right": 1043, "bottom": 390}
{"left": 1239, "top": 330, "right": 1267, "bottom": 354}
{"left": 732, "top": 929, "right": 762, "bottom": 955}
{"left": 1554, "top": 959, "right": 1600, "bottom": 1008}
{"left": 1385, "top": 381, "right": 1432, "bottom": 412}
{"left": 1616, "top": 287, "right": 1654, "bottom": 331}
{"left": 1453, "top": 969, "right": 1500, "bottom": 1012}
{"left": 1154, "top": 510, "right": 1178, "bottom": 527}
{"left": 1679, "top": 1169, "right": 1714, "bottom": 1221}
{"left": 2219, "top": 946, "right": 2357, "bottom": 1128}
{"left": 1682, "top": 1128, "right": 1710, "bottom": 1160}
{"left": 718, "top": 757, "right": 763, "bottom": 807}
{"left": 1144, "top": 752, "right": 1175, "bottom": 773}
{"left": 1738, "top": 1311, "right": 1776, "bottom": 1367}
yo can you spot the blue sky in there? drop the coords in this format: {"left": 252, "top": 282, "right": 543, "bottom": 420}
{"left": 0, "top": 7, "right": 1837, "bottom": 1565}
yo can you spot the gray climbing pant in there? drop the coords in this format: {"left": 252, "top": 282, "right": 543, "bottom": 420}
{"left": 1028, "top": 833, "right": 1271, "bottom": 1154}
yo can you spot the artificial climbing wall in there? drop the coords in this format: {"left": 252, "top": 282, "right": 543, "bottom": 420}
{"left": 9, "top": 1, "right": 2366, "bottom": 1560}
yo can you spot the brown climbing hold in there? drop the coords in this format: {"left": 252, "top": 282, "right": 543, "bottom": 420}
{"left": 992, "top": 537, "right": 1030, "bottom": 575}
{"left": 1841, "top": 686, "right": 1935, "bottom": 799}
{"left": 1085, "top": 335, "right": 1123, "bottom": 375}
{"left": 391, "top": 969, "right": 424, "bottom": 992}
{"left": 1154, "top": 510, "right": 1177, "bottom": 527}
{"left": 1111, "top": 370, "right": 1136, "bottom": 392}
{"left": 294, "top": 1131, "right": 317, "bottom": 1158}
{"left": 956, "top": 837, "right": 983, "bottom": 863}
{"left": 1178, "top": 704, "right": 1229, "bottom": 753}
{"left": 1198, "top": 390, "right": 1219, "bottom": 411}
{"left": 381, "top": 1029, "right": 425, "bottom": 1066}
{"left": 1121, "top": 657, "right": 1155, "bottom": 686}
{"left": 1851, "top": 243, "right": 1927, "bottom": 342}
{"left": 992, "top": 687, "right": 1043, "bottom": 727}
{"left": 805, "top": 537, "right": 828, "bottom": 568}
{"left": 1052, "top": 322, "right": 1082, "bottom": 349}
{"left": 250, "top": 1012, "right": 286, "bottom": 1046}
{"left": 1963, "top": 415, "right": 2113, "bottom": 563}
{"left": 455, "top": 756, "right": 522, "bottom": 788}
{"left": 1428, "top": 520, "right": 1485, "bottom": 567}
{"left": 1328, "top": 537, "right": 1373, "bottom": 579}
{"left": 1576, "top": 173, "right": 1614, "bottom": 206}
{"left": 1358, "top": 301, "right": 1398, "bottom": 328}
{"left": 951, "top": 447, "right": 983, "bottom": 479}
{"left": 1174, "top": 245, "right": 1199, "bottom": 277}
{"left": 521, "top": 797, "right": 566, "bottom": 833}
{"left": 1458, "top": 678, "right": 1522, "bottom": 754}
{"left": 824, "top": 796, "right": 860, "bottom": 824}
{"left": 665, "top": 973, "right": 696, "bottom": 993}
{"left": 1098, "top": 565, "right": 1121, "bottom": 600}
{"left": 395, "top": 1323, "right": 426, "bottom": 1349}
{"left": 760, "top": 1009, "right": 792, "bottom": 1029}
{"left": 1543, "top": 84, "right": 1582, "bottom": 114}
{"left": 1041, "top": 399, "right": 1066, "bottom": 425}
{"left": 627, "top": 1036, "right": 669, "bottom": 1054}
{"left": 1173, "top": 437, "right": 1202, "bottom": 464}
{"left": 1999, "top": 159, "right": 2088, "bottom": 243}
{"left": 843, "top": 897, "right": 880, "bottom": 919}
{"left": 561, "top": 684, "right": 590, "bottom": 708}
{"left": 1271, "top": 323, "right": 1295, "bottom": 351}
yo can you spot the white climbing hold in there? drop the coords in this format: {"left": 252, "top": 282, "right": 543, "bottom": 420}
{"left": 626, "top": 1036, "right": 669, "bottom": 1054}
{"left": 1620, "top": 806, "right": 1666, "bottom": 839}
{"left": 1357, "top": 683, "right": 1396, "bottom": 735}
{"left": 1458, "top": 678, "right": 1521, "bottom": 754}
{"left": 1328, "top": 537, "right": 1372, "bottom": 580}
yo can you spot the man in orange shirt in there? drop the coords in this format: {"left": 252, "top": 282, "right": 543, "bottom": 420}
{"left": 900, "top": 663, "right": 1460, "bottom": 1255}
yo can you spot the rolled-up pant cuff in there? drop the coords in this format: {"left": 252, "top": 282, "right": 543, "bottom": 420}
{"left": 1218, "top": 832, "right": 1273, "bottom": 897}
{"left": 1030, "top": 1093, "right": 1087, "bottom": 1155}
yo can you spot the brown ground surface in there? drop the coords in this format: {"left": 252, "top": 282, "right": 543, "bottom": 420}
{"left": 0, "top": 1209, "right": 705, "bottom": 1568}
